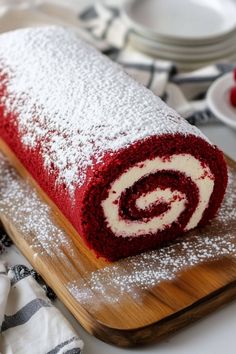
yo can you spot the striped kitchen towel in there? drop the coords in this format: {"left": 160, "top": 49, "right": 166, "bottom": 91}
{"left": 0, "top": 262, "right": 84, "bottom": 354}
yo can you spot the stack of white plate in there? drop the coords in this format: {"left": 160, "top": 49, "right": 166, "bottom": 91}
{"left": 122, "top": 0, "right": 236, "bottom": 70}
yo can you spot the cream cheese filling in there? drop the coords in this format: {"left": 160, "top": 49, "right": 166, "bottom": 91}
{"left": 102, "top": 154, "right": 214, "bottom": 238}
{"left": 136, "top": 188, "right": 185, "bottom": 210}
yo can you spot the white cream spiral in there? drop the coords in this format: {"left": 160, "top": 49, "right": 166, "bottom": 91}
{"left": 102, "top": 153, "right": 214, "bottom": 238}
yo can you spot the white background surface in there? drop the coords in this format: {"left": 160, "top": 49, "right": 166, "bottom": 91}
{"left": 2, "top": 1, "right": 236, "bottom": 353}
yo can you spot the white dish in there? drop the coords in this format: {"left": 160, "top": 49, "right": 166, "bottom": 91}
{"left": 123, "top": 0, "right": 236, "bottom": 45}
{"left": 207, "top": 72, "right": 236, "bottom": 129}
{"left": 129, "top": 40, "right": 236, "bottom": 67}
{"left": 129, "top": 30, "right": 236, "bottom": 56}
{"left": 129, "top": 33, "right": 236, "bottom": 62}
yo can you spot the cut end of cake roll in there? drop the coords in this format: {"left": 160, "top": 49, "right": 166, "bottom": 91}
{"left": 0, "top": 26, "right": 228, "bottom": 262}
{"left": 81, "top": 134, "right": 227, "bottom": 261}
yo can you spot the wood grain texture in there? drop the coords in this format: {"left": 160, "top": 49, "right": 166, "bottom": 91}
{"left": 0, "top": 137, "right": 236, "bottom": 347}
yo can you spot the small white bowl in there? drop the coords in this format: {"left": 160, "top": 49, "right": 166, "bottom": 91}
{"left": 207, "top": 72, "right": 236, "bottom": 129}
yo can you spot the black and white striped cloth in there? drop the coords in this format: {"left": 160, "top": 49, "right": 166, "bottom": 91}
{"left": 77, "top": 1, "right": 235, "bottom": 125}
{"left": 0, "top": 262, "right": 84, "bottom": 354}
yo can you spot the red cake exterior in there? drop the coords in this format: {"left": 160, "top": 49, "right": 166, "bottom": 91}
{"left": 0, "top": 27, "right": 227, "bottom": 261}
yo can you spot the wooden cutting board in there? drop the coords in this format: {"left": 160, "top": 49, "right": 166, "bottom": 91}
{"left": 0, "top": 139, "right": 236, "bottom": 348}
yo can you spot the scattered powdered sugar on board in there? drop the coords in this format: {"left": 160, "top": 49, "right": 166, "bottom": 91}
{"left": 0, "top": 26, "right": 209, "bottom": 195}
{"left": 0, "top": 153, "right": 75, "bottom": 261}
{"left": 0, "top": 150, "right": 235, "bottom": 307}
{"left": 67, "top": 167, "right": 236, "bottom": 306}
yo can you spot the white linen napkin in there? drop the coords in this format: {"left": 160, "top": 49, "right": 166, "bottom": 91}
{"left": 0, "top": 264, "right": 10, "bottom": 328}
{"left": 0, "top": 262, "right": 84, "bottom": 354}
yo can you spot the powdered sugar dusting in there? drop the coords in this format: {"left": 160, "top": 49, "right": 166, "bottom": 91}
{"left": 0, "top": 26, "right": 209, "bottom": 195}
{"left": 0, "top": 150, "right": 235, "bottom": 307}
{"left": 0, "top": 153, "right": 74, "bottom": 260}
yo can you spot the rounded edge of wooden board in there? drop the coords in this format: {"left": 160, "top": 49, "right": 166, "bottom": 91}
{"left": 2, "top": 204, "right": 236, "bottom": 348}
{"left": 89, "top": 280, "right": 236, "bottom": 347}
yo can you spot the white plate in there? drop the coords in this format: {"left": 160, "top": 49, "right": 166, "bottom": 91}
{"left": 129, "top": 30, "right": 236, "bottom": 56}
{"left": 207, "top": 72, "right": 236, "bottom": 129}
{"left": 129, "top": 39, "right": 236, "bottom": 66}
{"left": 129, "top": 32, "right": 236, "bottom": 61}
{"left": 123, "top": 0, "right": 236, "bottom": 45}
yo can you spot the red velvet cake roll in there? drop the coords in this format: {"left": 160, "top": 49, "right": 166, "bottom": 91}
{"left": 0, "top": 27, "right": 227, "bottom": 261}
